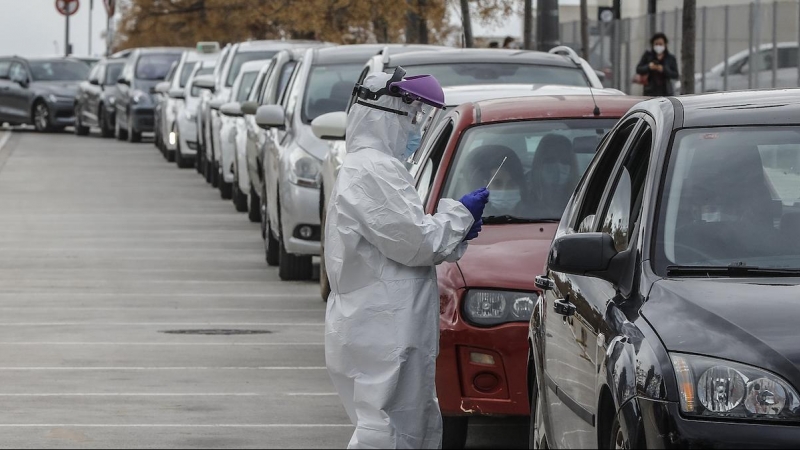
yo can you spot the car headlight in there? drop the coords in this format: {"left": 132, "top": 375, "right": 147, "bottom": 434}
{"left": 671, "top": 353, "right": 800, "bottom": 421}
{"left": 131, "top": 90, "right": 149, "bottom": 105}
{"left": 108, "top": 96, "right": 116, "bottom": 106}
{"left": 462, "top": 290, "right": 536, "bottom": 327}
{"left": 288, "top": 146, "right": 321, "bottom": 188}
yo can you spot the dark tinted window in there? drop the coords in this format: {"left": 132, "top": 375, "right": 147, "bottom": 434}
{"left": 0, "top": 60, "right": 11, "bottom": 78}
{"left": 396, "top": 63, "right": 589, "bottom": 87}
{"left": 135, "top": 53, "right": 182, "bottom": 80}
{"left": 778, "top": 48, "right": 798, "bottom": 69}
{"left": 236, "top": 71, "right": 259, "bottom": 102}
{"left": 104, "top": 62, "right": 124, "bottom": 85}
{"left": 301, "top": 63, "right": 362, "bottom": 123}
{"left": 29, "top": 60, "right": 89, "bottom": 81}
{"left": 226, "top": 51, "right": 276, "bottom": 86}
{"left": 179, "top": 62, "right": 196, "bottom": 87}
{"left": 277, "top": 61, "right": 298, "bottom": 101}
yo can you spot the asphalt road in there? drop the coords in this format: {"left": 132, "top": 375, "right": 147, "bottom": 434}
{"left": 0, "top": 128, "right": 527, "bottom": 449}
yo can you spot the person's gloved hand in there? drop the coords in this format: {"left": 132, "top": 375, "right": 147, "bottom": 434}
{"left": 460, "top": 188, "right": 490, "bottom": 222}
{"left": 464, "top": 219, "right": 482, "bottom": 241}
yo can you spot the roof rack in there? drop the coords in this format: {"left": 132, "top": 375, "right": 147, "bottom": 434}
{"left": 548, "top": 46, "right": 582, "bottom": 66}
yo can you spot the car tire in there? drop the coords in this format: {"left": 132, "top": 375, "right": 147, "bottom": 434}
{"left": 32, "top": 101, "right": 52, "bottom": 132}
{"left": 278, "top": 237, "right": 313, "bottom": 281}
{"left": 320, "top": 194, "right": 331, "bottom": 302}
{"left": 127, "top": 114, "right": 142, "bottom": 143}
{"left": 204, "top": 156, "right": 213, "bottom": 184}
{"left": 442, "top": 417, "right": 469, "bottom": 450}
{"left": 609, "top": 415, "right": 630, "bottom": 450}
{"left": 195, "top": 145, "right": 203, "bottom": 173}
{"left": 219, "top": 179, "right": 232, "bottom": 200}
{"left": 529, "top": 359, "right": 544, "bottom": 449}
{"left": 115, "top": 114, "right": 128, "bottom": 141}
{"left": 248, "top": 186, "right": 261, "bottom": 223}
{"left": 232, "top": 181, "right": 248, "bottom": 212}
{"left": 74, "top": 112, "right": 90, "bottom": 136}
{"left": 211, "top": 160, "right": 220, "bottom": 188}
{"left": 175, "top": 142, "right": 191, "bottom": 168}
{"left": 99, "top": 109, "right": 114, "bottom": 138}
{"left": 262, "top": 186, "right": 279, "bottom": 266}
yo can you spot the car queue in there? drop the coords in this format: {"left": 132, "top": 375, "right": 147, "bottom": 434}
{"left": 2, "top": 39, "right": 800, "bottom": 449}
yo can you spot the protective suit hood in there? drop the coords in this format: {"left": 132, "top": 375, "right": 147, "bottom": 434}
{"left": 346, "top": 72, "right": 419, "bottom": 160}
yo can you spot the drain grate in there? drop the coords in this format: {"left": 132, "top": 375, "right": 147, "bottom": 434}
{"left": 160, "top": 329, "right": 273, "bottom": 335}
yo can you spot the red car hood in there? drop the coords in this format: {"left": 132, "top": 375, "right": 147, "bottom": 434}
{"left": 456, "top": 223, "right": 558, "bottom": 290}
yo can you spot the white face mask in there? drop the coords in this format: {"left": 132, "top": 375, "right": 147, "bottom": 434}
{"left": 654, "top": 45, "right": 666, "bottom": 55}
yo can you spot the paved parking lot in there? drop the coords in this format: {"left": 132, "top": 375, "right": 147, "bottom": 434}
{"left": 0, "top": 129, "right": 526, "bottom": 449}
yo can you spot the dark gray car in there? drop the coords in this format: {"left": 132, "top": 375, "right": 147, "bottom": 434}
{"left": 74, "top": 56, "right": 127, "bottom": 137}
{"left": 113, "top": 47, "right": 184, "bottom": 143}
{"left": 0, "top": 56, "right": 90, "bottom": 132}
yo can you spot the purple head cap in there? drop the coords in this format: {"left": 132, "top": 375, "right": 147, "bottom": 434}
{"left": 389, "top": 74, "right": 445, "bottom": 109}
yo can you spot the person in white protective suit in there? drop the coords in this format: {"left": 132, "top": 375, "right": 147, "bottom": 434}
{"left": 324, "top": 68, "right": 489, "bottom": 449}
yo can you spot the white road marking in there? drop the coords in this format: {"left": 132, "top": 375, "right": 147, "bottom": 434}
{"left": 0, "top": 293, "right": 311, "bottom": 298}
{"left": 0, "top": 342, "right": 323, "bottom": 346}
{"left": 0, "top": 424, "right": 352, "bottom": 428}
{"left": 0, "top": 322, "right": 324, "bottom": 326}
{"left": 285, "top": 393, "right": 338, "bottom": 397}
{"left": 0, "top": 393, "right": 266, "bottom": 397}
{"left": 0, "top": 308, "right": 320, "bottom": 312}
{"left": 0, "top": 132, "right": 10, "bottom": 151}
{"left": 0, "top": 367, "right": 327, "bottom": 370}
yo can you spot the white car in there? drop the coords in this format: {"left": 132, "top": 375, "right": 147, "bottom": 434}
{"left": 315, "top": 83, "right": 626, "bottom": 299}
{"left": 693, "top": 42, "right": 800, "bottom": 93}
{"left": 217, "top": 59, "right": 270, "bottom": 200}
{"left": 174, "top": 61, "right": 216, "bottom": 168}
{"left": 255, "top": 44, "right": 387, "bottom": 281}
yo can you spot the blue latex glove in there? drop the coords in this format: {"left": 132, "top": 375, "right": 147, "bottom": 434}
{"left": 459, "top": 187, "right": 490, "bottom": 222}
{"left": 465, "top": 219, "right": 482, "bottom": 241}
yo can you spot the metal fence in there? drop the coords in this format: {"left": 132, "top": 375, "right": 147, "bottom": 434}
{"left": 559, "top": 1, "right": 800, "bottom": 94}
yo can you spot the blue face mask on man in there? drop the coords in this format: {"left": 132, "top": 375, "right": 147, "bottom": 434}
{"left": 402, "top": 131, "right": 422, "bottom": 161}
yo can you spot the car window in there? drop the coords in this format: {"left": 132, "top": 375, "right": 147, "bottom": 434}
{"left": 88, "top": 64, "right": 102, "bottom": 83}
{"left": 8, "top": 62, "right": 27, "bottom": 83}
{"left": 276, "top": 61, "right": 298, "bottom": 103}
{"left": 136, "top": 53, "right": 182, "bottom": 80}
{"left": 416, "top": 120, "right": 455, "bottom": 206}
{"left": 598, "top": 124, "right": 653, "bottom": 252}
{"left": 347, "top": 66, "right": 372, "bottom": 112}
{"left": 179, "top": 62, "right": 196, "bottom": 88}
{"left": 571, "top": 118, "right": 638, "bottom": 232}
{"left": 778, "top": 48, "right": 798, "bottom": 69}
{"left": 226, "top": 51, "right": 277, "bottom": 87}
{"left": 396, "top": 63, "right": 589, "bottom": 87}
{"left": 105, "top": 62, "right": 124, "bottom": 85}
{"left": 29, "top": 60, "right": 88, "bottom": 81}
{"left": 440, "top": 119, "right": 617, "bottom": 222}
{"left": 235, "top": 71, "right": 259, "bottom": 102}
{"left": 655, "top": 126, "right": 800, "bottom": 272}
{"left": 301, "top": 63, "right": 362, "bottom": 124}
{"left": 0, "top": 60, "right": 10, "bottom": 78}
{"left": 253, "top": 61, "right": 275, "bottom": 104}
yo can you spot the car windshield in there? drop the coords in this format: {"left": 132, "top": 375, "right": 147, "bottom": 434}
{"left": 236, "top": 71, "right": 259, "bottom": 102}
{"left": 441, "top": 119, "right": 617, "bottom": 222}
{"left": 179, "top": 62, "right": 196, "bottom": 88}
{"left": 301, "top": 63, "right": 362, "bottom": 124}
{"left": 29, "top": 60, "right": 89, "bottom": 81}
{"left": 396, "top": 63, "right": 589, "bottom": 87}
{"left": 226, "top": 51, "right": 276, "bottom": 87}
{"left": 655, "top": 126, "right": 800, "bottom": 272}
{"left": 104, "top": 62, "right": 124, "bottom": 85}
{"left": 136, "top": 53, "right": 182, "bottom": 80}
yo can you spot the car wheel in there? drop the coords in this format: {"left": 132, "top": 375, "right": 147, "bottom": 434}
{"left": 115, "top": 113, "right": 128, "bottom": 141}
{"left": 212, "top": 160, "right": 220, "bottom": 188}
{"left": 195, "top": 146, "right": 203, "bottom": 173}
{"left": 248, "top": 186, "right": 261, "bottom": 223}
{"left": 278, "top": 236, "right": 313, "bottom": 281}
{"left": 320, "top": 194, "right": 331, "bottom": 302}
{"left": 262, "top": 186, "right": 279, "bottom": 266}
{"left": 175, "top": 142, "right": 191, "bottom": 168}
{"left": 442, "top": 416, "right": 469, "bottom": 450}
{"left": 204, "top": 156, "right": 213, "bottom": 184}
{"left": 218, "top": 167, "right": 232, "bottom": 199}
{"left": 609, "top": 415, "right": 629, "bottom": 450}
{"left": 74, "top": 111, "right": 90, "bottom": 136}
{"left": 232, "top": 180, "right": 248, "bottom": 212}
{"left": 529, "top": 360, "right": 545, "bottom": 449}
{"left": 99, "top": 109, "right": 114, "bottom": 138}
{"left": 127, "top": 113, "right": 142, "bottom": 143}
{"left": 33, "top": 101, "right": 52, "bottom": 132}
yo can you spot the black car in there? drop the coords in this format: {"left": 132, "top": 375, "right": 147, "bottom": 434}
{"left": 74, "top": 56, "right": 127, "bottom": 137}
{"left": 0, "top": 56, "right": 90, "bottom": 131}
{"left": 113, "top": 47, "right": 184, "bottom": 143}
{"left": 528, "top": 90, "right": 800, "bottom": 448}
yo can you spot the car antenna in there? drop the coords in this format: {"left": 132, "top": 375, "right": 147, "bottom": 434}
{"left": 589, "top": 86, "right": 601, "bottom": 117}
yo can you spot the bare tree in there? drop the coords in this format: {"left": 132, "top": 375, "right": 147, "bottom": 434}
{"left": 680, "top": 0, "right": 696, "bottom": 94}
{"left": 460, "top": 0, "right": 473, "bottom": 47}
{"left": 580, "top": 0, "right": 589, "bottom": 59}
{"left": 523, "top": 0, "right": 533, "bottom": 49}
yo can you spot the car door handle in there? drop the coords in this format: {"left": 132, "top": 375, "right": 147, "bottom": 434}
{"left": 535, "top": 275, "right": 554, "bottom": 291}
{"left": 554, "top": 298, "right": 576, "bottom": 317}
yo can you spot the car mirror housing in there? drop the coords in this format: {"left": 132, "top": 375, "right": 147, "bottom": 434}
{"left": 192, "top": 77, "right": 216, "bottom": 93}
{"left": 255, "top": 105, "right": 286, "bottom": 130}
{"left": 118, "top": 78, "right": 130, "bottom": 86}
{"left": 154, "top": 82, "right": 171, "bottom": 94}
{"left": 311, "top": 111, "right": 346, "bottom": 140}
{"left": 548, "top": 232, "right": 631, "bottom": 287}
{"left": 240, "top": 101, "right": 259, "bottom": 116}
{"left": 168, "top": 88, "right": 186, "bottom": 100}
{"left": 220, "top": 102, "right": 243, "bottom": 117}
{"left": 209, "top": 99, "right": 225, "bottom": 111}
{"left": 89, "top": 78, "right": 100, "bottom": 86}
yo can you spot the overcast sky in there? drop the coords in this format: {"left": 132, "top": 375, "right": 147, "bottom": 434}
{"left": 0, "top": 0, "right": 524, "bottom": 57}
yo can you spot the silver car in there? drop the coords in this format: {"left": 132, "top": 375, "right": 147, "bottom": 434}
{"left": 694, "top": 42, "right": 800, "bottom": 93}
{"left": 175, "top": 61, "right": 216, "bottom": 168}
{"left": 255, "top": 44, "right": 387, "bottom": 281}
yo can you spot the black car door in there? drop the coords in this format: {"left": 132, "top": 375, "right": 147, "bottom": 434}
{"left": 541, "top": 116, "right": 642, "bottom": 448}
{"left": 7, "top": 61, "right": 31, "bottom": 122}
{"left": 0, "top": 59, "right": 13, "bottom": 121}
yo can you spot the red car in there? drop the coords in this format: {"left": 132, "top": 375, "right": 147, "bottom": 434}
{"left": 409, "top": 95, "right": 643, "bottom": 448}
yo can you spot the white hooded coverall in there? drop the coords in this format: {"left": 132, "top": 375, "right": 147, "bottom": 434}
{"left": 325, "top": 73, "right": 475, "bottom": 449}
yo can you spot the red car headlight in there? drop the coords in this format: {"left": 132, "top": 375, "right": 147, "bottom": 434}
{"left": 462, "top": 290, "right": 536, "bottom": 327}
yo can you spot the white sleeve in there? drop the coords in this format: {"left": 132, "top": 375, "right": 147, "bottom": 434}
{"left": 337, "top": 166, "right": 474, "bottom": 268}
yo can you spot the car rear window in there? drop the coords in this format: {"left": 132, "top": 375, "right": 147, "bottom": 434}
{"left": 179, "top": 62, "right": 196, "bottom": 88}
{"left": 136, "top": 53, "right": 182, "bottom": 80}
{"left": 301, "top": 63, "right": 362, "bottom": 123}
{"left": 441, "top": 119, "right": 617, "bottom": 222}
{"left": 226, "top": 51, "right": 276, "bottom": 87}
{"left": 29, "top": 60, "right": 90, "bottom": 81}
{"left": 394, "top": 63, "right": 589, "bottom": 87}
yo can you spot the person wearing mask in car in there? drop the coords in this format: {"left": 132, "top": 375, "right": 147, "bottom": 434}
{"left": 528, "top": 134, "right": 579, "bottom": 218}
{"left": 324, "top": 68, "right": 489, "bottom": 449}
{"left": 636, "top": 32, "right": 680, "bottom": 96}
{"left": 464, "top": 145, "right": 526, "bottom": 217}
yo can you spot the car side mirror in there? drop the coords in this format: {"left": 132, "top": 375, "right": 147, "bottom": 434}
{"left": 168, "top": 88, "right": 186, "bottom": 100}
{"left": 311, "top": 111, "right": 346, "bottom": 140}
{"left": 548, "top": 232, "right": 631, "bottom": 287}
{"left": 240, "top": 101, "right": 259, "bottom": 116}
{"left": 209, "top": 99, "right": 225, "bottom": 111}
{"left": 118, "top": 78, "right": 130, "bottom": 86}
{"left": 220, "top": 102, "right": 243, "bottom": 117}
{"left": 154, "top": 82, "right": 171, "bottom": 94}
{"left": 192, "top": 77, "right": 216, "bottom": 93}
{"left": 255, "top": 105, "right": 286, "bottom": 130}
{"left": 89, "top": 78, "right": 100, "bottom": 86}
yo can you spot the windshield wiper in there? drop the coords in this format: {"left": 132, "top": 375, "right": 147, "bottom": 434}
{"left": 666, "top": 263, "right": 800, "bottom": 277}
{"left": 482, "top": 215, "right": 559, "bottom": 225}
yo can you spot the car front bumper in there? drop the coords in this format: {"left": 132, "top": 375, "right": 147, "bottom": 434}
{"left": 177, "top": 116, "right": 198, "bottom": 157}
{"left": 627, "top": 398, "right": 800, "bottom": 448}
{"left": 48, "top": 100, "right": 76, "bottom": 127}
{"left": 279, "top": 181, "right": 321, "bottom": 256}
{"left": 130, "top": 105, "right": 155, "bottom": 132}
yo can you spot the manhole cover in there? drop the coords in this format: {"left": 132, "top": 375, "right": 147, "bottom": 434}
{"left": 160, "top": 329, "right": 273, "bottom": 335}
